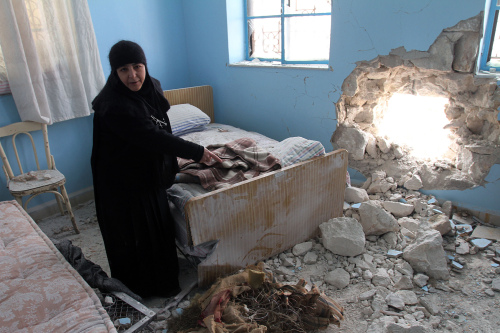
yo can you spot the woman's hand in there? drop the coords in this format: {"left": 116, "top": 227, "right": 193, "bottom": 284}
{"left": 199, "top": 147, "right": 222, "bottom": 165}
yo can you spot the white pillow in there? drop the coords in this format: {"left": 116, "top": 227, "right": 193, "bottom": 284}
{"left": 270, "top": 137, "right": 326, "bottom": 167}
{"left": 168, "top": 104, "right": 211, "bottom": 136}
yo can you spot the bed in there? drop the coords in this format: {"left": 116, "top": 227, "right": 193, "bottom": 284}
{"left": 0, "top": 200, "right": 116, "bottom": 333}
{"left": 163, "top": 86, "right": 348, "bottom": 287}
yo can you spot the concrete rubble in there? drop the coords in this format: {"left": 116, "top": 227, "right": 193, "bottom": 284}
{"left": 148, "top": 177, "right": 499, "bottom": 332}
{"left": 170, "top": 170, "right": 498, "bottom": 332}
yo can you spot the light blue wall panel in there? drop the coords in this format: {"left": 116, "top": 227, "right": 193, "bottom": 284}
{"left": 181, "top": 0, "right": 498, "bottom": 215}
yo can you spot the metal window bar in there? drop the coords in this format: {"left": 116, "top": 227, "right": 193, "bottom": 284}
{"left": 479, "top": 1, "right": 500, "bottom": 71}
{"left": 245, "top": 0, "right": 330, "bottom": 64}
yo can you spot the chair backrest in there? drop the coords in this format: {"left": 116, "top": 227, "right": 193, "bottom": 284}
{"left": 0, "top": 122, "right": 53, "bottom": 181}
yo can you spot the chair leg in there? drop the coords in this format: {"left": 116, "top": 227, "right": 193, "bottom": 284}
{"left": 60, "top": 184, "right": 80, "bottom": 234}
{"left": 14, "top": 196, "right": 23, "bottom": 208}
{"left": 55, "top": 193, "right": 65, "bottom": 216}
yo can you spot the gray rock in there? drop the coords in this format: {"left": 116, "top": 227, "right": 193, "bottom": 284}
{"left": 419, "top": 295, "right": 441, "bottom": 315}
{"left": 386, "top": 322, "right": 428, "bottom": 333}
{"left": 345, "top": 186, "right": 370, "bottom": 203}
{"left": 428, "top": 214, "right": 452, "bottom": 235}
{"left": 395, "top": 290, "right": 418, "bottom": 305}
{"left": 492, "top": 278, "right": 500, "bottom": 292}
{"left": 292, "top": 241, "right": 313, "bottom": 256}
{"left": 331, "top": 126, "right": 369, "bottom": 161}
{"left": 455, "top": 239, "right": 470, "bottom": 255}
{"left": 403, "top": 229, "right": 450, "bottom": 280}
{"left": 359, "top": 201, "right": 400, "bottom": 236}
{"left": 320, "top": 217, "right": 365, "bottom": 256}
{"left": 404, "top": 174, "right": 423, "bottom": 190}
{"left": 359, "top": 289, "right": 377, "bottom": 301}
{"left": 386, "top": 293, "right": 405, "bottom": 310}
{"left": 372, "top": 268, "right": 392, "bottom": 287}
{"left": 303, "top": 251, "right": 318, "bottom": 264}
{"left": 382, "top": 201, "right": 415, "bottom": 217}
{"left": 325, "top": 268, "right": 350, "bottom": 289}
{"left": 393, "top": 275, "right": 414, "bottom": 290}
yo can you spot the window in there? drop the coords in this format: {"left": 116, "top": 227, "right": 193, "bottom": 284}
{"left": 479, "top": 0, "right": 500, "bottom": 72}
{"left": 245, "top": 0, "right": 331, "bottom": 64}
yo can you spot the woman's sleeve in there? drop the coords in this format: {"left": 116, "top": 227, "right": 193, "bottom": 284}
{"left": 101, "top": 105, "right": 204, "bottom": 161}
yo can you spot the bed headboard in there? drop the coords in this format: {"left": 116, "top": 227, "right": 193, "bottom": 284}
{"left": 163, "top": 85, "right": 214, "bottom": 123}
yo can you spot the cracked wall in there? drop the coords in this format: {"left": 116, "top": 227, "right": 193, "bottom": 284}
{"left": 331, "top": 13, "right": 500, "bottom": 191}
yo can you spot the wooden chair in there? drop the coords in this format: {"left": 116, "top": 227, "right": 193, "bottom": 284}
{"left": 0, "top": 121, "right": 79, "bottom": 233}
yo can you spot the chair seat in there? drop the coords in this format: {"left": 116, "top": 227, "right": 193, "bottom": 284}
{"left": 8, "top": 169, "right": 66, "bottom": 195}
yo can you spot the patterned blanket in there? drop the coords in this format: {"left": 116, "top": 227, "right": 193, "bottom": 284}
{"left": 177, "top": 138, "right": 281, "bottom": 191}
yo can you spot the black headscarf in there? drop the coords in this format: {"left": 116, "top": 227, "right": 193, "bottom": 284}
{"left": 92, "top": 40, "right": 170, "bottom": 120}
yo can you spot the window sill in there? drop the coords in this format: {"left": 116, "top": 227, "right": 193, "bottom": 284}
{"left": 229, "top": 60, "right": 331, "bottom": 71}
{"left": 476, "top": 70, "right": 500, "bottom": 81}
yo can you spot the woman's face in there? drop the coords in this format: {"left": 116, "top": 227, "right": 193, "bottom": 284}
{"left": 116, "top": 63, "right": 146, "bottom": 91}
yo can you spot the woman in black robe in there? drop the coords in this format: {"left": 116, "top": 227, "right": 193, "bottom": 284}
{"left": 91, "top": 40, "right": 220, "bottom": 298}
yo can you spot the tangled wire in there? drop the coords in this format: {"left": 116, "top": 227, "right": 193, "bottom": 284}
{"left": 235, "top": 284, "right": 314, "bottom": 332}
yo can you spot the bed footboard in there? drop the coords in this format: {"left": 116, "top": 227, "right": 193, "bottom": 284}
{"left": 184, "top": 149, "right": 348, "bottom": 287}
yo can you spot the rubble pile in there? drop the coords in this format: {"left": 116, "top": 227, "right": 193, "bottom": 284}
{"left": 152, "top": 170, "right": 500, "bottom": 332}
{"left": 253, "top": 171, "right": 500, "bottom": 332}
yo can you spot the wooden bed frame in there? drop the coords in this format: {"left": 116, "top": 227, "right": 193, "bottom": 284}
{"left": 164, "top": 86, "right": 348, "bottom": 287}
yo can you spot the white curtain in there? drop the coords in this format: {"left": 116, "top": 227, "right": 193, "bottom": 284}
{"left": 0, "top": 0, "right": 105, "bottom": 124}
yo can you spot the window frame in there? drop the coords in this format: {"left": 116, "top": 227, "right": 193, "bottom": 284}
{"left": 479, "top": 0, "right": 500, "bottom": 72}
{"left": 244, "top": 0, "right": 331, "bottom": 65}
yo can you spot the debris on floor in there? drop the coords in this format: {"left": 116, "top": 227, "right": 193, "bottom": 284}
{"left": 166, "top": 262, "right": 344, "bottom": 332}
{"left": 38, "top": 170, "right": 500, "bottom": 332}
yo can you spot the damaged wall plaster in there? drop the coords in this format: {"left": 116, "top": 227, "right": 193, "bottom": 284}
{"left": 332, "top": 13, "right": 500, "bottom": 191}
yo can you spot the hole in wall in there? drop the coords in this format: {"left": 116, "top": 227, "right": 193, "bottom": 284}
{"left": 332, "top": 13, "right": 500, "bottom": 191}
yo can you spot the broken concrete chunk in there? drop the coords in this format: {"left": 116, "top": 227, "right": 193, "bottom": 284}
{"left": 428, "top": 214, "right": 453, "bottom": 235}
{"left": 325, "top": 268, "right": 350, "bottom": 289}
{"left": 398, "top": 217, "right": 420, "bottom": 232}
{"left": 413, "top": 273, "right": 429, "bottom": 288}
{"left": 331, "top": 125, "right": 369, "bottom": 161}
{"left": 303, "top": 251, "right": 318, "bottom": 264}
{"left": 419, "top": 295, "right": 441, "bottom": 316}
{"left": 372, "top": 268, "right": 392, "bottom": 287}
{"left": 292, "top": 242, "right": 313, "bottom": 256}
{"left": 385, "top": 293, "right": 405, "bottom": 310}
{"left": 320, "top": 217, "right": 366, "bottom": 257}
{"left": 382, "top": 201, "right": 415, "bottom": 218}
{"left": 404, "top": 174, "right": 423, "bottom": 190}
{"left": 393, "top": 275, "right": 414, "bottom": 290}
{"left": 403, "top": 229, "right": 449, "bottom": 280}
{"left": 359, "top": 289, "right": 377, "bottom": 301}
{"left": 470, "top": 225, "right": 500, "bottom": 242}
{"left": 377, "top": 137, "right": 392, "bottom": 153}
{"left": 455, "top": 239, "right": 470, "bottom": 255}
{"left": 345, "top": 186, "right": 369, "bottom": 203}
{"left": 359, "top": 201, "right": 400, "bottom": 236}
{"left": 395, "top": 290, "right": 418, "bottom": 305}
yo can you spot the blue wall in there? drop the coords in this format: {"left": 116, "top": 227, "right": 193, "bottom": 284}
{"left": 1, "top": 0, "right": 497, "bottom": 217}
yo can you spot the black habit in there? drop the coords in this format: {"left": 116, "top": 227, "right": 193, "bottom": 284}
{"left": 91, "top": 47, "right": 203, "bottom": 297}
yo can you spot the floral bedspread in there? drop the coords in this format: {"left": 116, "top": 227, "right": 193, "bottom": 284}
{"left": 0, "top": 200, "right": 116, "bottom": 333}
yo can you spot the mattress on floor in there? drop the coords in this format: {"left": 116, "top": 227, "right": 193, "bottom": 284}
{"left": 0, "top": 200, "right": 116, "bottom": 333}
